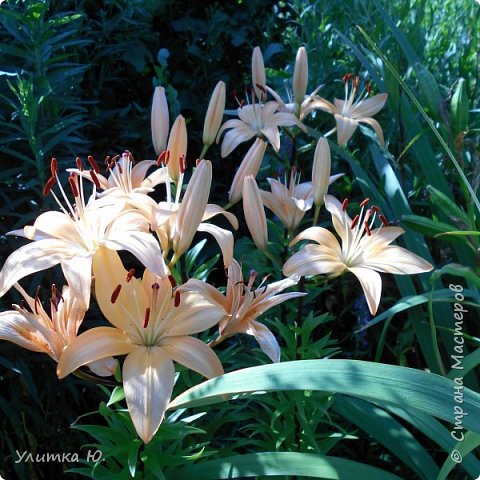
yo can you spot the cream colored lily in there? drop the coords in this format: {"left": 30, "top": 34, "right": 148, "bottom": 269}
{"left": 243, "top": 175, "right": 268, "bottom": 250}
{"left": 0, "top": 283, "right": 116, "bottom": 376}
{"left": 57, "top": 248, "right": 225, "bottom": 443}
{"left": 216, "top": 96, "right": 305, "bottom": 158}
{"left": 165, "top": 115, "right": 187, "bottom": 184}
{"left": 73, "top": 151, "right": 170, "bottom": 201}
{"left": 228, "top": 138, "right": 267, "bottom": 205}
{"left": 252, "top": 46, "right": 267, "bottom": 102}
{"left": 0, "top": 161, "right": 168, "bottom": 307}
{"left": 283, "top": 195, "right": 433, "bottom": 315}
{"left": 306, "top": 75, "right": 388, "bottom": 145}
{"left": 203, "top": 81, "right": 226, "bottom": 147}
{"left": 152, "top": 160, "right": 238, "bottom": 267}
{"left": 260, "top": 170, "right": 313, "bottom": 233}
{"left": 151, "top": 86, "right": 170, "bottom": 155}
{"left": 193, "top": 259, "right": 305, "bottom": 362}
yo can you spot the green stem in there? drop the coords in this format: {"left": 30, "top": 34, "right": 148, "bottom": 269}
{"left": 73, "top": 369, "right": 119, "bottom": 387}
{"left": 199, "top": 144, "right": 210, "bottom": 160}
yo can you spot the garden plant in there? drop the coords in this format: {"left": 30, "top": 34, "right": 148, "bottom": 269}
{"left": 0, "top": 1, "right": 479, "bottom": 479}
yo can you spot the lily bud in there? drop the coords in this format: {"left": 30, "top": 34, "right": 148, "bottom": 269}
{"left": 151, "top": 86, "right": 170, "bottom": 155}
{"left": 228, "top": 139, "right": 267, "bottom": 205}
{"left": 166, "top": 115, "right": 187, "bottom": 183}
{"left": 252, "top": 47, "right": 266, "bottom": 102}
{"left": 174, "top": 160, "right": 212, "bottom": 258}
{"left": 451, "top": 78, "right": 469, "bottom": 135}
{"left": 312, "top": 137, "right": 331, "bottom": 207}
{"left": 293, "top": 47, "right": 308, "bottom": 105}
{"left": 243, "top": 175, "right": 268, "bottom": 250}
{"left": 203, "top": 81, "right": 226, "bottom": 146}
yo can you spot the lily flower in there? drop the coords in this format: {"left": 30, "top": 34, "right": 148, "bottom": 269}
{"left": 151, "top": 86, "right": 170, "bottom": 156}
{"left": 243, "top": 175, "right": 268, "bottom": 250}
{"left": 0, "top": 283, "right": 116, "bottom": 376}
{"left": 165, "top": 115, "right": 188, "bottom": 184}
{"left": 57, "top": 248, "right": 225, "bottom": 443}
{"left": 0, "top": 158, "right": 168, "bottom": 308}
{"left": 228, "top": 138, "right": 267, "bottom": 205}
{"left": 194, "top": 259, "right": 305, "bottom": 363}
{"left": 216, "top": 92, "right": 305, "bottom": 158}
{"left": 252, "top": 46, "right": 267, "bottom": 102}
{"left": 203, "top": 81, "right": 226, "bottom": 147}
{"left": 151, "top": 160, "right": 238, "bottom": 267}
{"left": 283, "top": 195, "right": 433, "bottom": 315}
{"left": 260, "top": 169, "right": 313, "bottom": 233}
{"left": 306, "top": 74, "right": 388, "bottom": 145}
{"left": 73, "top": 151, "right": 170, "bottom": 200}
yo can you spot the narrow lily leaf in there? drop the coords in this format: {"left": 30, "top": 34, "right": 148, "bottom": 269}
{"left": 356, "top": 288, "right": 480, "bottom": 332}
{"left": 435, "top": 230, "right": 480, "bottom": 237}
{"left": 169, "top": 360, "right": 480, "bottom": 434}
{"left": 166, "top": 452, "right": 404, "bottom": 480}
{"left": 333, "top": 396, "right": 439, "bottom": 479}
{"left": 430, "top": 263, "right": 480, "bottom": 289}
{"left": 380, "top": 405, "right": 480, "bottom": 477}
{"left": 401, "top": 215, "right": 468, "bottom": 243}
{"left": 437, "top": 432, "right": 480, "bottom": 480}
{"left": 447, "top": 349, "right": 480, "bottom": 380}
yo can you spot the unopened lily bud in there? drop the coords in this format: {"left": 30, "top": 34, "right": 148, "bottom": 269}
{"left": 174, "top": 160, "right": 212, "bottom": 258}
{"left": 166, "top": 115, "right": 187, "bottom": 183}
{"left": 228, "top": 139, "right": 267, "bottom": 205}
{"left": 87, "top": 357, "right": 118, "bottom": 377}
{"left": 243, "top": 175, "right": 268, "bottom": 250}
{"left": 312, "top": 137, "right": 331, "bottom": 207}
{"left": 293, "top": 47, "right": 308, "bottom": 105}
{"left": 252, "top": 47, "right": 266, "bottom": 101}
{"left": 151, "top": 86, "right": 170, "bottom": 155}
{"left": 203, "top": 81, "right": 226, "bottom": 146}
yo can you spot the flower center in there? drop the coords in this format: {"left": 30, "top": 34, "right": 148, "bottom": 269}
{"left": 341, "top": 197, "right": 389, "bottom": 266}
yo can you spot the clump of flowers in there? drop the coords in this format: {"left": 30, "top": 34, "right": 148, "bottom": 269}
{"left": 0, "top": 45, "right": 432, "bottom": 445}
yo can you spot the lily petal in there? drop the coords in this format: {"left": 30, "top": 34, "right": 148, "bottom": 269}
{"left": 0, "top": 239, "right": 77, "bottom": 299}
{"left": 358, "top": 116, "right": 385, "bottom": 145}
{"left": 247, "top": 320, "right": 281, "bottom": 363}
{"left": 334, "top": 114, "right": 359, "bottom": 145}
{"left": 160, "top": 336, "right": 223, "bottom": 379}
{"left": 283, "top": 244, "right": 345, "bottom": 278}
{"left": 197, "top": 223, "right": 234, "bottom": 267}
{"left": 123, "top": 347, "right": 175, "bottom": 443}
{"left": 362, "top": 245, "right": 433, "bottom": 274}
{"left": 57, "top": 327, "right": 135, "bottom": 378}
{"left": 348, "top": 266, "right": 382, "bottom": 315}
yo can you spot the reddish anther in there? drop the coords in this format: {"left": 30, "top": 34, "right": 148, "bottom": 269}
{"left": 354, "top": 76, "right": 360, "bottom": 90}
{"left": 168, "top": 275, "right": 177, "bottom": 289}
{"left": 255, "top": 83, "right": 266, "bottom": 93}
{"left": 126, "top": 269, "right": 136, "bottom": 282}
{"left": 34, "top": 286, "right": 41, "bottom": 314}
{"left": 359, "top": 198, "right": 370, "bottom": 208}
{"left": 90, "top": 170, "right": 101, "bottom": 189}
{"left": 68, "top": 175, "right": 79, "bottom": 197}
{"left": 76, "top": 157, "right": 84, "bottom": 171}
{"left": 371, "top": 205, "right": 379, "bottom": 213}
{"left": 364, "top": 220, "right": 372, "bottom": 236}
{"left": 179, "top": 155, "right": 186, "bottom": 174}
{"left": 196, "top": 158, "right": 200, "bottom": 167}
{"left": 342, "top": 73, "right": 354, "bottom": 84}
{"left": 143, "top": 307, "right": 151, "bottom": 328}
{"left": 126, "top": 150, "right": 135, "bottom": 164}
{"left": 156, "top": 150, "right": 168, "bottom": 166}
{"left": 87, "top": 155, "right": 100, "bottom": 173}
{"left": 350, "top": 214, "right": 360, "bottom": 229}
{"left": 367, "top": 82, "right": 372, "bottom": 94}
{"left": 43, "top": 176, "right": 56, "bottom": 196}
{"left": 104, "top": 156, "right": 111, "bottom": 167}
{"left": 174, "top": 291, "right": 181, "bottom": 307}
{"left": 50, "top": 157, "right": 58, "bottom": 176}
{"left": 342, "top": 198, "right": 349, "bottom": 212}
{"left": 379, "top": 214, "right": 389, "bottom": 226}
{"left": 111, "top": 284, "right": 122, "bottom": 304}
{"left": 239, "top": 99, "right": 245, "bottom": 108}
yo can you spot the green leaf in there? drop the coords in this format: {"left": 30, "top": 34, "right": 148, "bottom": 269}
{"left": 333, "top": 396, "right": 439, "bottom": 480}
{"left": 356, "top": 288, "right": 480, "bottom": 331}
{"left": 437, "top": 431, "right": 480, "bottom": 480}
{"left": 166, "top": 452, "right": 404, "bottom": 480}
{"left": 168, "top": 360, "right": 480, "bottom": 434}
{"left": 401, "top": 215, "right": 469, "bottom": 243}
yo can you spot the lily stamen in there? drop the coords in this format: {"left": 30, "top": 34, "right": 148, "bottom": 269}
{"left": 111, "top": 284, "right": 122, "bottom": 304}
{"left": 126, "top": 269, "right": 136, "bottom": 282}
{"left": 143, "top": 307, "right": 151, "bottom": 328}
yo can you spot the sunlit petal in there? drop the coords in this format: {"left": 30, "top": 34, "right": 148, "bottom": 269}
{"left": 247, "top": 320, "right": 281, "bottom": 363}
{"left": 348, "top": 266, "right": 382, "bottom": 315}
{"left": 123, "top": 347, "right": 175, "bottom": 443}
